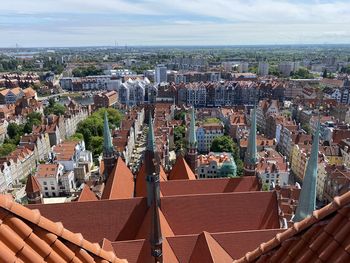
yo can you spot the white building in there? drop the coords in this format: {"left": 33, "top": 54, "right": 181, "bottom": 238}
{"left": 197, "top": 152, "right": 237, "bottom": 179}
{"left": 278, "top": 62, "right": 299, "bottom": 77}
{"left": 258, "top": 62, "right": 269, "bottom": 76}
{"left": 238, "top": 62, "right": 249, "bottom": 73}
{"left": 36, "top": 163, "right": 76, "bottom": 197}
{"left": 155, "top": 64, "right": 167, "bottom": 84}
{"left": 196, "top": 123, "right": 224, "bottom": 153}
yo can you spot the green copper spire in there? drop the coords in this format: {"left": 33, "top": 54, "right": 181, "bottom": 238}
{"left": 147, "top": 111, "right": 156, "bottom": 152}
{"left": 103, "top": 111, "right": 114, "bottom": 155}
{"left": 245, "top": 105, "right": 258, "bottom": 166}
{"left": 188, "top": 106, "right": 197, "bottom": 147}
{"left": 294, "top": 119, "right": 320, "bottom": 222}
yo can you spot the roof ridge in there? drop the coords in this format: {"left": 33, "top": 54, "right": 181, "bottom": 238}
{"left": 0, "top": 195, "right": 125, "bottom": 263}
{"left": 234, "top": 191, "right": 350, "bottom": 262}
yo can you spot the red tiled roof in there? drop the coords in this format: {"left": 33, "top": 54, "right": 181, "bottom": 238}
{"left": 235, "top": 191, "right": 350, "bottom": 263}
{"left": 112, "top": 238, "right": 179, "bottom": 263}
{"left": 189, "top": 231, "right": 233, "bottom": 263}
{"left": 168, "top": 155, "right": 196, "bottom": 180}
{"left": 160, "top": 176, "right": 259, "bottom": 196}
{"left": 0, "top": 195, "right": 125, "bottom": 263}
{"left": 135, "top": 163, "right": 167, "bottom": 197}
{"left": 78, "top": 185, "right": 98, "bottom": 202}
{"left": 25, "top": 175, "right": 41, "bottom": 194}
{"left": 135, "top": 207, "right": 174, "bottom": 240}
{"left": 101, "top": 157, "right": 134, "bottom": 200}
{"left": 160, "top": 191, "right": 280, "bottom": 236}
{"left": 29, "top": 191, "right": 280, "bottom": 244}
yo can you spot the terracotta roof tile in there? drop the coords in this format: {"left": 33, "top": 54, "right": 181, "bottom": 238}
{"left": 0, "top": 195, "right": 126, "bottom": 263}
{"left": 189, "top": 231, "right": 233, "bottom": 263}
{"left": 168, "top": 155, "right": 196, "bottom": 180}
{"left": 234, "top": 191, "right": 350, "bottom": 263}
{"left": 135, "top": 163, "right": 167, "bottom": 197}
{"left": 78, "top": 185, "right": 98, "bottom": 202}
{"left": 135, "top": 207, "right": 174, "bottom": 239}
{"left": 25, "top": 175, "right": 42, "bottom": 194}
{"left": 112, "top": 238, "right": 178, "bottom": 263}
{"left": 160, "top": 176, "right": 259, "bottom": 196}
{"left": 101, "top": 157, "right": 134, "bottom": 200}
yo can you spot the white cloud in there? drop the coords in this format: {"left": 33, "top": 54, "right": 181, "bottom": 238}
{"left": 1, "top": 0, "right": 350, "bottom": 46}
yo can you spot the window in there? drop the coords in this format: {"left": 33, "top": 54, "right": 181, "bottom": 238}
{"left": 51, "top": 187, "right": 55, "bottom": 190}
{"left": 43, "top": 182, "right": 47, "bottom": 185}
{"left": 44, "top": 187, "right": 48, "bottom": 191}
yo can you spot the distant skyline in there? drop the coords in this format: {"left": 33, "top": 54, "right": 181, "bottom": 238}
{"left": 1, "top": 0, "right": 350, "bottom": 47}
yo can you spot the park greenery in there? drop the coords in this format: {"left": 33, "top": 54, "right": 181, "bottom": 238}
{"left": 290, "top": 68, "right": 315, "bottom": 79}
{"left": 44, "top": 98, "right": 66, "bottom": 116}
{"left": 72, "top": 65, "right": 103, "bottom": 77}
{"left": 0, "top": 112, "right": 43, "bottom": 157}
{"left": 174, "top": 125, "right": 186, "bottom": 152}
{"left": 210, "top": 135, "right": 244, "bottom": 176}
{"left": 203, "top": 118, "right": 221, "bottom": 124}
{"left": 74, "top": 107, "right": 122, "bottom": 159}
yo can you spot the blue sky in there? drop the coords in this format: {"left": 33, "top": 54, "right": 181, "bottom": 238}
{"left": 1, "top": 0, "right": 350, "bottom": 47}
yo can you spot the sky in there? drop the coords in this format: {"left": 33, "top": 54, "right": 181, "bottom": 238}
{"left": 1, "top": 0, "right": 350, "bottom": 47}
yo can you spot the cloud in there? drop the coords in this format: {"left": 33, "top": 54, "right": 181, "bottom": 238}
{"left": 1, "top": 0, "right": 350, "bottom": 46}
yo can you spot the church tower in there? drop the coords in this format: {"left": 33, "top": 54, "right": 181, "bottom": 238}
{"left": 185, "top": 106, "right": 198, "bottom": 174}
{"left": 102, "top": 111, "right": 116, "bottom": 181}
{"left": 145, "top": 114, "right": 163, "bottom": 263}
{"left": 293, "top": 119, "right": 320, "bottom": 222}
{"left": 244, "top": 105, "right": 258, "bottom": 176}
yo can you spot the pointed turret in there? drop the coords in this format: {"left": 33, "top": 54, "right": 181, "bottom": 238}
{"left": 102, "top": 111, "right": 116, "bottom": 181}
{"left": 185, "top": 106, "right": 198, "bottom": 174}
{"left": 25, "top": 175, "right": 42, "bottom": 204}
{"left": 244, "top": 105, "right": 258, "bottom": 176}
{"left": 293, "top": 120, "right": 320, "bottom": 222}
{"left": 145, "top": 114, "right": 163, "bottom": 262}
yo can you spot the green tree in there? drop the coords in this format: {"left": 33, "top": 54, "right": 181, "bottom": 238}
{"left": 0, "top": 143, "right": 16, "bottom": 157}
{"left": 322, "top": 69, "right": 328, "bottom": 78}
{"left": 7, "top": 123, "right": 24, "bottom": 142}
{"left": 174, "top": 111, "right": 186, "bottom": 121}
{"left": 211, "top": 135, "right": 244, "bottom": 176}
{"left": 174, "top": 125, "right": 186, "bottom": 150}
{"left": 302, "top": 123, "right": 311, "bottom": 134}
{"left": 70, "top": 132, "right": 84, "bottom": 141}
{"left": 75, "top": 107, "right": 121, "bottom": 157}
{"left": 90, "top": 136, "right": 104, "bottom": 157}
{"left": 210, "top": 135, "right": 235, "bottom": 153}
{"left": 24, "top": 112, "right": 42, "bottom": 134}
{"left": 44, "top": 102, "right": 66, "bottom": 116}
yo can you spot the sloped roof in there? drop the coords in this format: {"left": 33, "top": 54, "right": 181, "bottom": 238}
{"left": 160, "top": 176, "right": 259, "bottom": 196}
{"left": 135, "top": 207, "right": 174, "bottom": 239}
{"left": 25, "top": 175, "right": 41, "bottom": 194}
{"left": 0, "top": 195, "right": 125, "bottom": 263}
{"left": 78, "top": 185, "right": 98, "bottom": 202}
{"left": 168, "top": 155, "right": 196, "bottom": 180}
{"left": 29, "top": 191, "right": 280, "bottom": 244}
{"left": 235, "top": 191, "right": 350, "bottom": 263}
{"left": 135, "top": 162, "right": 167, "bottom": 197}
{"left": 189, "top": 231, "right": 233, "bottom": 263}
{"left": 161, "top": 191, "right": 280, "bottom": 235}
{"left": 112, "top": 238, "right": 179, "bottom": 263}
{"left": 101, "top": 157, "right": 134, "bottom": 200}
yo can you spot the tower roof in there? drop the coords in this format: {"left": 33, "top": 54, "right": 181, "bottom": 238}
{"left": 101, "top": 157, "right": 134, "bottom": 200}
{"left": 189, "top": 231, "right": 233, "bottom": 263}
{"left": 25, "top": 175, "right": 41, "bottom": 194}
{"left": 188, "top": 106, "right": 197, "bottom": 146}
{"left": 293, "top": 119, "right": 320, "bottom": 222}
{"left": 103, "top": 111, "right": 114, "bottom": 155}
{"left": 168, "top": 155, "right": 196, "bottom": 180}
{"left": 245, "top": 106, "right": 258, "bottom": 166}
{"left": 77, "top": 185, "right": 98, "bottom": 202}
